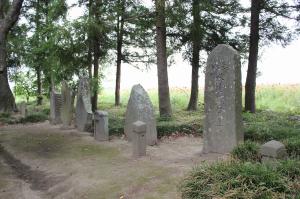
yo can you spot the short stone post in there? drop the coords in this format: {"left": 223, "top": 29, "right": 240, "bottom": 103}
{"left": 94, "top": 111, "right": 109, "bottom": 141}
{"left": 260, "top": 140, "right": 287, "bottom": 165}
{"left": 132, "top": 121, "right": 147, "bottom": 158}
{"left": 19, "top": 101, "right": 27, "bottom": 118}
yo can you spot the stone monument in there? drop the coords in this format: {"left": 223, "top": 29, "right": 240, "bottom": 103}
{"left": 61, "top": 81, "right": 74, "bottom": 128}
{"left": 94, "top": 111, "right": 109, "bottom": 141}
{"left": 19, "top": 101, "right": 27, "bottom": 118}
{"left": 260, "top": 140, "right": 287, "bottom": 164}
{"left": 124, "top": 84, "right": 157, "bottom": 146}
{"left": 203, "top": 44, "right": 243, "bottom": 153}
{"left": 75, "top": 77, "right": 93, "bottom": 132}
{"left": 132, "top": 121, "right": 147, "bottom": 158}
{"left": 50, "top": 90, "right": 62, "bottom": 125}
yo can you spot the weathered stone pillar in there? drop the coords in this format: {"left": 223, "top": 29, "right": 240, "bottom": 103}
{"left": 75, "top": 77, "right": 93, "bottom": 132}
{"left": 203, "top": 44, "right": 243, "bottom": 154}
{"left": 124, "top": 84, "right": 157, "bottom": 146}
{"left": 132, "top": 121, "right": 147, "bottom": 158}
{"left": 94, "top": 111, "right": 109, "bottom": 141}
{"left": 50, "top": 91, "right": 62, "bottom": 125}
{"left": 19, "top": 101, "right": 27, "bottom": 118}
{"left": 61, "top": 81, "right": 74, "bottom": 128}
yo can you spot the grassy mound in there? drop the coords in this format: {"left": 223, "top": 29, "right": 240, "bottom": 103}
{"left": 180, "top": 160, "right": 300, "bottom": 199}
{"left": 231, "top": 141, "right": 261, "bottom": 162}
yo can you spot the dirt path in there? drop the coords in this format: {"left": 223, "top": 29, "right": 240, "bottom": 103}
{"left": 0, "top": 122, "right": 226, "bottom": 199}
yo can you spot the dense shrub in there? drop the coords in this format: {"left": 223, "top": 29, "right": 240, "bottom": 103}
{"left": 41, "top": 107, "right": 50, "bottom": 115}
{"left": 231, "top": 141, "right": 261, "bottom": 162}
{"left": 20, "top": 113, "right": 48, "bottom": 123}
{"left": 0, "top": 113, "right": 11, "bottom": 118}
{"left": 180, "top": 160, "right": 299, "bottom": 199}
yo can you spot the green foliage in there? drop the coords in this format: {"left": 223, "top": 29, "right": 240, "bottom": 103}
{"left": 11, "top": 70, "right": 36, "bottom": 102}
{"left": 20, "top": 113, "right": 48, "bottom": 124}
{"left": 231, "top": 141, "right": 261, "bottom": 162}
{"left": 169, "top": 0, "right": 248, "bottom": 62}
{"left": 180, "top": 160, "right": 299, "bottom": 199}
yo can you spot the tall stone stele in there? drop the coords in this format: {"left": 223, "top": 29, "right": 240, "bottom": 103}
{"left": 203, "top": 44, "right": 243, "bottom": 154}
{"left": 124, "top": 84, "right": 157, "bottom": 146}
{"left": 61, "top": 81, "right": 74, "bottom": 128}
{"left": 50, "top": 90, "right": 62, "bottom": 125}
{"left": 75, "top": 77, "right": 93, "bottom": 132}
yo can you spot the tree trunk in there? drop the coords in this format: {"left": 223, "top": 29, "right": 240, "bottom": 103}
{"left": 87, "top": 0, "right": 93, "bottom": 80}
{"left": 0, "top": 36, "right": 16, "bottom": 112}
{"left": 35, "top": 0, "right": 42, "bottom": 105}
{"left": 187, "top": 0, "right": 201, "bottom": 111}
{"left": 115, "top": 0, "right": 125, "bottom": 106}
{"left": 92, "top": 40, "right": 100, "bottom": 112}
{"left": 155, "top": 0, "right": 172, "bottom": 117}
{"left": 0, "top": 68, "right": 16, "bottom": 112}
{"left": 0, "top": 0, "right": 24, "bottom": 113}
{"left": 245, "top": 0, "right": 260, "bottom": 113}
{"left": 36, "top": 66, "right": 43, "bottom": 105}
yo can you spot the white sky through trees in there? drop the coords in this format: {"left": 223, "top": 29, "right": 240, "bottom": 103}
{"left": 54, "top": 0, "right": 300, "bottom": 90}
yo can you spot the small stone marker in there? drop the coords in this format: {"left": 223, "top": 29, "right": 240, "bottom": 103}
{"left": 94, "top": 111, "right": 109, "bottom": 141}
{"left": 124, "top": 84, "right": 157, "bottom": 146}
{"left": 61, "top": 81, "right": 74, "bottom": 128}
{"left": 203, "top": 44, "right": 243, "bottom": 154}
{"left": 132, "top": 121, "right": 147, "bottom": 158}
{"left": 75, "top": 77, "right": 93, "bottom": 132}
{"left": 19, "top": 101, "right": 27, "bottom": 118}
{"left": 50, "top": 90, "right": 62, "bottom": 125}
{"left": 260, "top": 140, "right": 287, "bottom": 164}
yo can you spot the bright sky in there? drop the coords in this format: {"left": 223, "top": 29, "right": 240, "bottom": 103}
{"left": 68, "top": 1, "right": 300, "bottom": 90}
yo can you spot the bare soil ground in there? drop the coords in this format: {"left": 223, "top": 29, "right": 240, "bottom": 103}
{"left": 0, "top": 122, "right": 226, "bottom": 199}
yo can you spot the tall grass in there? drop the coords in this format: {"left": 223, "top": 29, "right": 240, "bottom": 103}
{"left": 255, "top": 84, "right": 300, "bottom": 113}
{"left": 99, "top": 84, "right": 299, "bottom": 113}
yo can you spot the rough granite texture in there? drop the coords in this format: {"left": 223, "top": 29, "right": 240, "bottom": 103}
{"left": 19, "top": 101, "right": 27, "bottom": 118}
{"left": 260, "top": 140, "right": 287, "bottom": 159}
{"left": 132, "top": 121, "right": 147, "bottom": 158}
{"left": 94, "top": 111, "right": 109, "bottom": 141}
{"left": 61, "top": 81, "right": 74, "bottom": 128}
{"left": 203, "top": 44, "right": 244, "bottom": 154}
{"left": 50, "top": 90, "right": 62, "bottom": 125}
{"left": 124, "top": 84, "right": 157, "bottom": 146}
{"left": 75, "top": 77, "right": 93, "bottom": 132}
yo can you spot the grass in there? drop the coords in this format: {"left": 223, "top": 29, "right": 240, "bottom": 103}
{"left": 180, "top": 160, "right": 300, "bottom": 199}
{"left": 0, "top": 131, "right": 120, "bottom": 160}
{"left": 231, "top": 141, "right": 261, "bottom": 162}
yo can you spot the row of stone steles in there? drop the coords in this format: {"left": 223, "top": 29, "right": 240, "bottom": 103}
{"left": 50, "top": 76, "right": 156, "bottom": 158}
{"left": 53, "top": 44, "right": 290, "bottom": 158}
